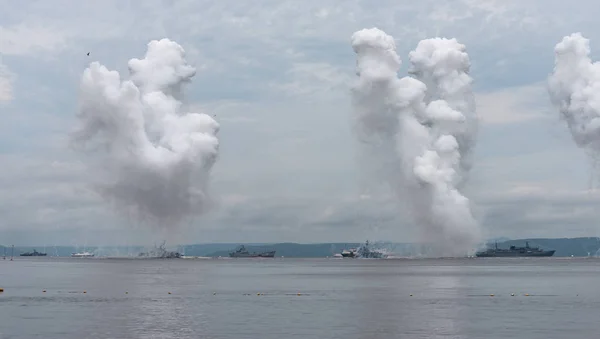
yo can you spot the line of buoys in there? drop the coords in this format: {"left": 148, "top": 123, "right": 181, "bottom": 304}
{"left": 0, "top": 289, "right": 562, "bottom": 298}
{"left": 433, "top": 293, "right": 539, "bottom": 297}
{"left": 254, "top": 293, "right": 305, "bottom": 296}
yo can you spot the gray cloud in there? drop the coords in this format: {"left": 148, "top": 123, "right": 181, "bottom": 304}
{"left": 0, "top": 60, "right": 13, "bottom": 102}
{"left": 480, "top": 189, "right": 600, "bottom": 239}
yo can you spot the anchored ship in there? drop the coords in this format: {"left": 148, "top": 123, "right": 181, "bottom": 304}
{"left": 229, "top": 245, "right": 276, "bottom": 258}
{"left": 71, "top": 251, "right": 95, "bottom": 258}
{"left": 138, "top": 241, "right": 181, "bottom": 258}
{"left": 340, "top": 241, "right": 387, "bottom": 259}
{"left": 20, "top": 249, "right": 47, "bottom": 256}
{"left": 475, "top": 241, "right": 555, "bottom": 257}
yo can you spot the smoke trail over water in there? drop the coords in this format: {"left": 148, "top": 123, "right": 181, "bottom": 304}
{"left": 548, "top": 33, "right": 600, "bottom": 170}
{"left": 72, "top": 39, "right": 220, "bottom": 229}
{"left": 350, "top": 28, "right": 481, "bottom": 256}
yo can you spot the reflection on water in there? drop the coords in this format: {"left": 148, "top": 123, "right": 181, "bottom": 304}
{"left": 425, "top": 266, "right": 463, "bottom": 337}
{"left": 1, "top": 258, "right": 600, "bottom": 338}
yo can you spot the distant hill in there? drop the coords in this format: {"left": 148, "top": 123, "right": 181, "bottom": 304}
{"left": 2, "top": 237, "right": 600, "bottom": 258}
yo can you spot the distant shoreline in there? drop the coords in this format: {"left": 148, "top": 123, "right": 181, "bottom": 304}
{"left": 2, "top": 237, "right": 600, "bottom": 258}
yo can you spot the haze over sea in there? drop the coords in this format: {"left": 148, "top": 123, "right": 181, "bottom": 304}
{"left": 1, "top": 257, "right": 599, "bottom": 339}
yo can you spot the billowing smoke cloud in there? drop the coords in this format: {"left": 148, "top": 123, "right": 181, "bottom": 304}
{"left": 548, "top": 33, "right": 600, "bottom": 166}
{"left": 350, "top": 28, "right": 481, "bottom": 256}
{"left": 72, "top": 39, "right": 220, "bottom": 228}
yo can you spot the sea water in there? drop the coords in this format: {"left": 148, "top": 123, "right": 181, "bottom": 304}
{"left": 1, "top": 257, "right": 599, "bottom": 338}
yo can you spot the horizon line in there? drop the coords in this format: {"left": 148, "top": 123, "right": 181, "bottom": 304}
{"left": 3, "top": 236, "right": 600, "bottom": 248}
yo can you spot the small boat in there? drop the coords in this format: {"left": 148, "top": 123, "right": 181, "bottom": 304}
{"left": 71, "top": 251, "right": 95, "bottom": 258}
{"left": 341, "top": 248, "right": 358, "bottom": 258}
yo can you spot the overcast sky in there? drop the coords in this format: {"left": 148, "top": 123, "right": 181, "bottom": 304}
{"left": 2, "top": 0, "right": 600, "bottom": 247}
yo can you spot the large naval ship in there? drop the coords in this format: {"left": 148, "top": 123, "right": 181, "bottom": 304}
{"left": 475, "top": 241, "right": 555, "bottom": 257}
{"left": 341, "top": 241, "right": 387, "bottom": 258}
{"left": 20, "top": 249, "right": 47, "bottom": 257}
{"left": 229, "top": 245, "right": 276, "bottom": 258}
{"left": 138, "top": 241, "right": 181, "bottom": 259}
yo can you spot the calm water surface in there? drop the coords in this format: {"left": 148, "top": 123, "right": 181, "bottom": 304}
{"left": 1, "top": 257, "right": 600, "bottom": 338}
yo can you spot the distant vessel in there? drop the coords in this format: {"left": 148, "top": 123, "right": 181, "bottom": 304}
{"left": 71, "top": 251, "right": 95, "bottom": 258}
{"left": 340, "top": 241, "right": 387, "bottom": 259}
{"left": 475, "top": 241, "right": 555, "bottom": 257}
{"left": 229, "top": 245, "right": 276, "bottom": 258}
{"left": 20, "top": 249, "right": 47, "bottom": 257}
{"left": 138, "top": 241, "right": 181, "bottom": 259}
{"left": 341, "top": 248, "right": 357, "bottom": 258}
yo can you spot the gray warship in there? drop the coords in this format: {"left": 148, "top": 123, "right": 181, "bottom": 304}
{"left": 138, "top": 241, "right": 181, "bottom": 259}
{"left": 341, "top": 241, "right": 387, "bottom": 258}
{"left": 20, "top": 249, "right": 47, "bottom": 257}
{"left": 475, "top": 241, "right": 555, "bottom": 257}
{"left": 229, "top": 245, "right": 276, "bottom": 258}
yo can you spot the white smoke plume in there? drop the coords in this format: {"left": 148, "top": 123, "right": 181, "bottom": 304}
{"left": 548, "top": 33, "right": 600, "bottom": 167}
{"left": 350, "top": 28, "right": 481, "bottom": 257}
{"left": 72, "top": 39, "right": 220, "bottom": 229}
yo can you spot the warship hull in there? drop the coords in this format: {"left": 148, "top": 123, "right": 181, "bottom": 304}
{"left": 476, "top": 250, "right": 555, "bottom": 257}
{"left": 475, "top": 241, "right": 555, "bottom": 257}
{"left": 228, "top": 245, "right": 276, "bottom": 258}
{"left": 138, "top": 241, "right": 181, "bottom": 258}
{"left": 340, "top": 241, "right": 387, "bottom": 259}
{"left": 20, "top": 250, "right": 47, "bottom": 257}
{"left": 229, "top": 251, "right": 276, "bottom": 258}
